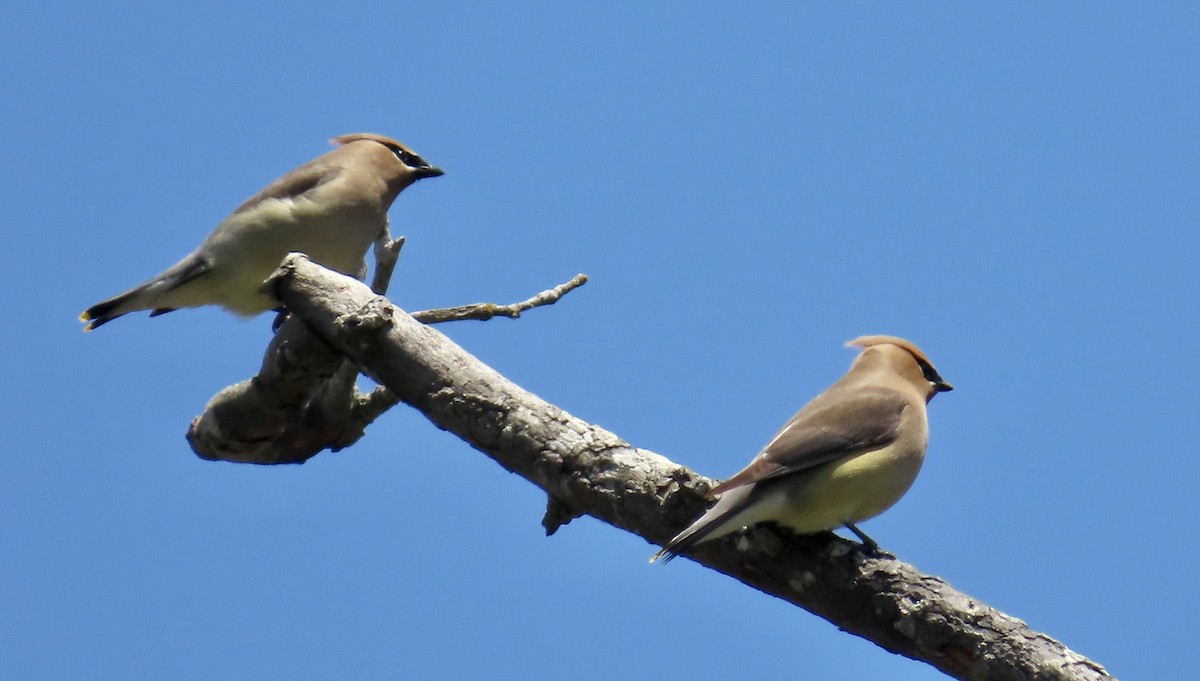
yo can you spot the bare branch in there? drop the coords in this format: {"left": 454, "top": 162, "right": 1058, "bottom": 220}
{"left": 187, "top": 246, "right": 589, "bottom": 464}
{"left": 412, "top": 273, "right": 588, "bottom": 324}
{"left": 351, "top": 385, "right": 402, "bottom": 428}
{"left": 256, "top": 254, "right": 1111, "bottom": 681}
{"left": 370, "top": 226, "right": 405, "bottom": 296}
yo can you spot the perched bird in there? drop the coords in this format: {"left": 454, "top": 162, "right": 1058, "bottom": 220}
{"left": 651, "top": 335, "right": 952, "bottom": 563}
{"left": 80, "top": 133, "right": 443, "bottom": 330}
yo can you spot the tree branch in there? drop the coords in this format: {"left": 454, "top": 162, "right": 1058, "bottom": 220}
{"left": 411, "top": 273, "right": 588, "bottom": 324}
{"left": 248, "top": 254, "right": 1111, "bottom": 681}
{"left": 186, "top": 240, "right": 587, "bottom": 464}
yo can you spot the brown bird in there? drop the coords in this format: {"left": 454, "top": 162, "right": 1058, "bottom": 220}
{"left": 652, "top": 335, "right": 952, "bottom": 562}
{"left": 80, "top": 133, "right": 443, "bottom": 330}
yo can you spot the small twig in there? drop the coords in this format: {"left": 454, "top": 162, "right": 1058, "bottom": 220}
{"left": 371, "top": 225, "right": 405, "bottom": 296}
{"left": 349, "top": 385, "right": 402, "bottom": 431}
{"left": 412, "top": 274, "right": 588, "bottom": 324}
{"left": 340, "top": 273, "right": 589, "bottom": 430}
{"left": 542, "top": 495, "right": 583, "bottom": 536}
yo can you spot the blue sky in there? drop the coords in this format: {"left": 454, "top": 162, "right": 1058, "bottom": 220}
{"left": 3, "top": 3, "right": 1196, "bottom": 679}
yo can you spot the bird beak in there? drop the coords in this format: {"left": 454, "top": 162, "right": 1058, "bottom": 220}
{"left": 933, "top": 380, "right": 954, "bottom": 393}
{"left": 415, "top": 166, "right": 445, "bottom": 179}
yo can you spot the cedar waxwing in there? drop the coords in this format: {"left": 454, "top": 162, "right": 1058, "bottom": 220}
{"left": 651, "top": 335, "right": 952, "bottom": 563}
{"left": 80, "top": 133, "right": 443, "bottom": 330}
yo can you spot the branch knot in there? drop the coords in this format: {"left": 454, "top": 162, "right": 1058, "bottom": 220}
{"left": 335, "top": 298, "right": 394, "bottom": 334}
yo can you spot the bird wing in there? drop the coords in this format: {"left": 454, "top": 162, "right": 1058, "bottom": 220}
{"left": 228, "top": 161, "right": 340, "bottom": 216}
{"left": 709, "top": 385, "right": 907, "bottom": 496}
{"left": 146, "top": 252, "right": 213, "bottom": 316}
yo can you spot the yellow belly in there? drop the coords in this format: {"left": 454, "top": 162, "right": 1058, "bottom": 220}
{"left": 711, "top": 442, "right": 926, "bottom": 539}
{"left": 800, "top": 442, "right": 922, "bottom": 530}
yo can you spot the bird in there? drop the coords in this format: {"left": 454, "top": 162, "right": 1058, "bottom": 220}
{"left": 651, "top": 335, "right": 952, "bottom": 563}
{"left": 79, "top": 133, "right": 443, "bottom": 331}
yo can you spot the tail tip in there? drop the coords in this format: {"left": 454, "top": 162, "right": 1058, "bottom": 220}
{"left": 80, "top": 300, "right": 121, "bottom": 331}
{"left": 648, "top": 547, "right": 675, "bottom": 564}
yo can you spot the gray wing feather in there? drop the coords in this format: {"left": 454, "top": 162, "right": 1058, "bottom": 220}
{"left": 710, "top": 385, "right": 907, "bottom": 496}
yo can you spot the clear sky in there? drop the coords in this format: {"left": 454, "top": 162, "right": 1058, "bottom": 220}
{"left": 3, "top": 3, "right": 1196, "bottom": 679}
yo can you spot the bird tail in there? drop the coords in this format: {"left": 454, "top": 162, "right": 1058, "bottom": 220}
{"left": 80, "top": 286, "right": 150, "bottom": 331}
{"left": 80, "top": 255, "right": 209, "bottom": 331}
{"left": 648, "top": 547, "right": 674, "bottom": 564}
{"left": 649, "top": 520, "right": 721, "bottom": 564}
{"left": 649, "top": 487, "right": 754, "bottom": 564}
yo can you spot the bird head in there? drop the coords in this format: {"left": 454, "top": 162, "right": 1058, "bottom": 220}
{"left": 846, "top": 334, "right": 953, "bottom": 401}
{"left": 332, "top": 133, "right": 445, "bottom": 191}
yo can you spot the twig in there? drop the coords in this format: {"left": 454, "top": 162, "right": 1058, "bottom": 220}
{"left": 370, "top": 225, "right": 405, "bottom": 296}
{"left": 412, "top": 274, "right": 588, "bottom": 324}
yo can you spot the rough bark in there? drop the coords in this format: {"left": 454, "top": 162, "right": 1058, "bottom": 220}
{"left": 186, "top": 232, "right": 586, "bottom": 463}
{"left": 191, "top": 254, "right": 1113, "bottom": 681}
